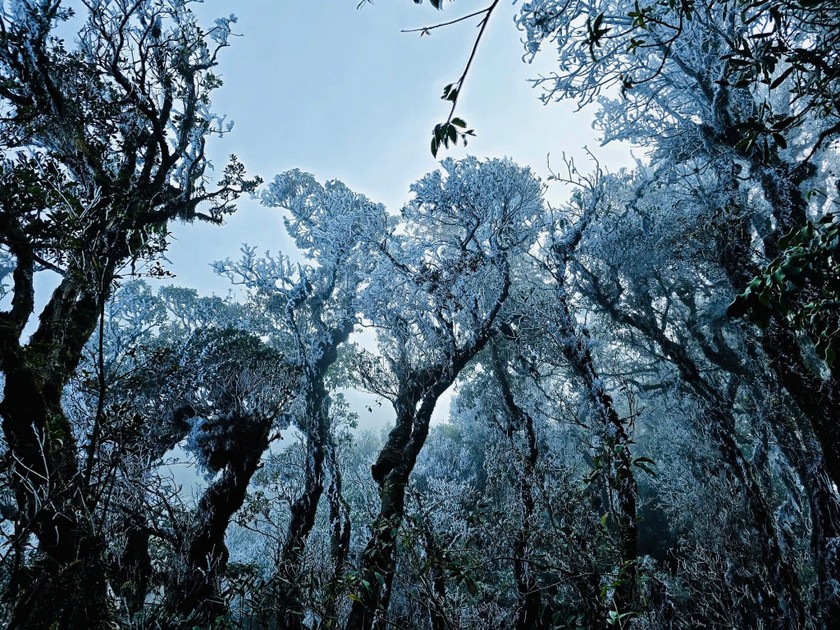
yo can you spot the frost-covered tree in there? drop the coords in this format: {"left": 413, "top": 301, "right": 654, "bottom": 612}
{"left": 164, "top": 326, "right": 297, "bottom": 625}
{"left": 59, "top": 281, "right": 295, "bottom": 625}
{"left": 0, "top": 1, "right": 258, "bottom": 625}
{"left": 515, "top": 0, "right": 840, "bottom": 500}
{"left": 531, "top": 169, "right": 643, "bottom": 620}
{"left": 215, "top": 169, "right": 388, "bottom": 628}
{"left": 345, "top": 157, "right": 543, "bottom": 630}
{"left": 566, "top": 165, "right": 820, "bottom": 623}
{"left": 392, "top": 0, "right": 838, "bottom": 505}
{"left": 391, "top": 344, "right": 639, "bottom": 629}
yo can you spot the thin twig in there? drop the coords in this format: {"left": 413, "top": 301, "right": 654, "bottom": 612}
{"left": 441, "top": 0, "right": 500, "bottom": 128}
{"left": 401, "top": 7, "right": 492, "bottom": 34}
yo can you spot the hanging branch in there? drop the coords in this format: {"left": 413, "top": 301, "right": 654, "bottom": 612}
{"left": 399, "top": 1, "right": 501, "bottom": 156}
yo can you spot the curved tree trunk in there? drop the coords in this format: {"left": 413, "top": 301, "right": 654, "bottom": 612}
{"left": 274, "top": 418, "right": 327, "bottom": 629}
{"left": 548, "top": 227, "right": 639, "bottom": 616}
{"left": 345, "top": 271, "right": 509, "bottom": 630}
{"left": 345, "top": 383, "right": 443, "bottom": 630}
{"left": 167, "top": 421, "right": 270, "bottom": 626}
{"left": 490, "top": 347, "right": 544, "bottom": 630}
{"left": 275, "top": 324, "right": 353, "bottom": 629}
{"left": 1, "top": 280, "right": 110, "bottom": 629}
{"left": 346, "top": 355, "right": 498, "bottom": 628}
{"left": 584, "top": 273, "right": 803, "bottom": 627}
{"left": 553, "top": 301, "right": 639, "bottom": 615}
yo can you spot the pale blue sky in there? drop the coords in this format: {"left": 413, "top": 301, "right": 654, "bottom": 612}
{"left": 168, "top": 0, "right": 637, "bottom": 292}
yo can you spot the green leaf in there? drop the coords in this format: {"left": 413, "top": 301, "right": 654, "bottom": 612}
{"left": 446, "top": 123, "right": 457, "bottom": 145}
{"left": 635, "top": 463, "right": 657, "bottom": 477}
{"left": 441, "top": 84, "right": 459, "bottom": 102}
{"left": 770, "top": 67, "right": 794, "bottom": 89}
{"left": 465, "top": 577, "right": 478, "bottom": 596}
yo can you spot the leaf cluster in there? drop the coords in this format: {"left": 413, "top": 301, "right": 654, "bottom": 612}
{"left": 729, "top": 211, "right": 839, "bottom": 365}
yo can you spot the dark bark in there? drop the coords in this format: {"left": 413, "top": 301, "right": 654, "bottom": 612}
{"left": 274, "top": 423, "right": 326, "bottom": 629}
{"left": 326, "top": 435, "right": 352, "bottom": 574}
{"left": 114, "top": 515, "right": 153, "bottom": 617}
{"left": 583, "top": 272, "right": 804, "bottom": 627}
{"left": 345, "top": 381, "right": 445, "bottom": 630}
{"left": 762, "top": 320, "right": 840, "bottom": 489}
{"left": 346, "top": 288, "right": 506, "bottom": 630}
{"left": 0, "top": 4, "right": 253, "bottom": 624}
{"left": 717, "top": 162, "right": 840, "bottom": 494}
{"left": 428, "top": 560, "right": 448, "bottom": 630}
{"left": 345, "top": 266, "right": 510, "bottom": 630}
{"left": 553, "top": 304, "right": 638, "bottom": 615}
{"left": 322, "top": 432, "right": 352, "bottom": 628}
{"left": 418, "top": 523, "right": 450, "bottom": 630}
{"left": 275, "top": 323, "right": 353, "bottom": 629}
{"left": 698, "top": 44, "right": 839, "bottom": 512}
{"left": 167, "top": 419, "right": 270, "bottom": 625}
{"left": 687, "top": 283, "right": 840, "bottom": 618}
{"left": 548, "top": 229, "right": 639, "bottom": 615}
{"left": 400, "top": 493, "right": 454, "bottom": 630}
{"left": 769, "top": 406, "right": 840, "bottom": 618}
{"left": 0, "top": 278, "right": 110, "bottom": 629}
{"left": 490, "top": 347, "right": 543, "bottom": 630}
{"left": 715, "top": 161, "right": 840, "bottom": 618}
{"left": 109, "top": 407, "right": 194, "bottom": 616}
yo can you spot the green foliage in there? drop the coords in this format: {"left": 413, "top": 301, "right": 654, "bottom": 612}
{"left": 586, "top": 12, "right": 609, "bottom": 56}
{"left": 430, "top": 118, "right": 474, "bottom": 157}
{"left": 606, "top": 607, "right": 634, "bottom": 626}
{"left": 729, "top": 212, "right": 839, "bottom": 365}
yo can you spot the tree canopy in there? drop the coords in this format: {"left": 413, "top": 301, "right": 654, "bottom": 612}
{"left": 0, "top": 0, "right": 837, "bottom": 628}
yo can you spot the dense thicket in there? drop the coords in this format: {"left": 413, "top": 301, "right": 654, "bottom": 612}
{"left": 1, "top": 0, "right": 837, "bottom": 628}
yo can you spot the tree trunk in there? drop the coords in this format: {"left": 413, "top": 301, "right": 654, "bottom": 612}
{"left": 490, "top": 347, "right": 544, "bottom": 630}
{"left": 585, "top": 280, "right": 803, "bottom": 626}
{"left": 275, "top": 324, "right": 352, "bottom": 629}
{"left": 114, "top": 514, "right": 153, "bottom": 617}
{"left": 168, "top": 422, "right": 269, "bottom": 625}
{"left": 1, "top": 282, "right": 111, "bottom": 629}
{"left": 716, "top": 166, "right": 840, "bottom": 493}
{"left": 545, "top": 236, "right": 640, "bottom": 615}
{"left": 345, "top": 393, "right": 437, "bottom": 630}
{"left": 322, "top": 432, "right": 352, "bottom": 627}
{"left": 553, "top": 299, "right": 639, "bottom": 615}
{"left": 274, "top": 423, "right": 327, "bottom": 629}
{"left": 346, "top": 270, "right": 508, "bottom": 630}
